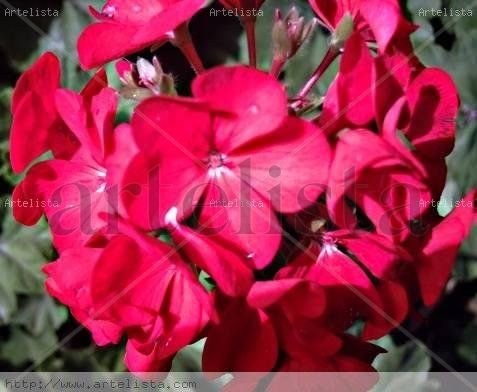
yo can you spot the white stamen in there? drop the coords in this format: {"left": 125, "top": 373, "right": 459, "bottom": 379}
{"left": 321, "top": 242, "right": 338, "bottom": 257}
{"left": 102, "top": 5, "right": 116, "bottom": 18}
{"left": 165, "top": 206, "right": 179, "bottom": 227}
{"left": 96, "top": 183, "right": 106, "bottom": 193}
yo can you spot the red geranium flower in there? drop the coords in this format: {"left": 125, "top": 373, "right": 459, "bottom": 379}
{"left": 203, "top": 277, "right": 383, "bottom": 380}
{"left": 43, "top": 246, "right": 123, "bottom": 346}
{"left": 13, "top": 87, "right": 137, "bottom": 251}
{"left": 202, "top": 279, "right": 329, "bottom": 372}
{"left": 276, "top": 229, "right": 409, "bottom": 340}
{"left": 45, "top": 222, "right": 212, "bottom": 373}
{"left": 123, "top": 66, "right": 331, "bottom": 268}
{"left": 91, "top": 233, "right": 212, "bottom": 373}
{"left": 327, "top": 129, "right": 432, "bottom": 241}
{"left": 78, "top": 0, "right": 205, "bottom": 70}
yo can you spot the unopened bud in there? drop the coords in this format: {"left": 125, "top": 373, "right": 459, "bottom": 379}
{"left": 330, "top": 13, "right": 354, "bottom": 51}
{"left": 137, "top": 57, "right": 157, "bottom": 87}
{"left": 116, "top": 57, "right": 176, "bottom": 99}
{"left": 115, "top": 60, "right": 135, "bottom": 85}
{"left": 272, "top": 7, "right": 317, "bottom": 61}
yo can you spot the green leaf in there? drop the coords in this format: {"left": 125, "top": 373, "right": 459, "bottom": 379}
{"left": 0, "top": 204, "right": 52, "bottom": 324}
{"left": 12, "top": 296, "right": 67, "bottom": 336}
{"left": 199, "top": 270, "right": 216, "bottom": 292}
{"left": 0, "top": 86, "right": 12, "bottom": 139}
{"left": 407, "top": 0, "right": 441, "bottom": 14}
{"left": 458, "top": 323, "right": 477, "bottom": 366}
{"left": 0, "top": 327, "right": 57, "bottom": 367}
{"left": 411, "top": 4, "right": 477, "bottom": 105}
{"left": 171, "top": 338, "right": 205, "bottom": 372}
{"left": 372, "top": 338, "right": 432, "bottom": 392}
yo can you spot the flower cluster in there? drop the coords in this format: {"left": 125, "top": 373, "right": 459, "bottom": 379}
{"left": 9, "top": 0, "right": 476, "bottom": 381}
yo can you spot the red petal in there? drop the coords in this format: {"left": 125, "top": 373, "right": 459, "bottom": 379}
{"left": 360, "top": 0, "right": 401, "bottom": 52}
{"left": 78, "top": 23, "right": 147, "bottom": 70}
{"left": 405, "top": 68, "right": 459, "bottom": 159}
{"left": 11, "top": 52, "right": 60, "bottom": 114}
{"left": 199, "top": 176, "right": 281, "bottom": 269}
{"left": 10, "top": 92, "right": 54, "bottom": 174}
{"left": 43, "top": 248, "right": 123, "bottom": 346}
{"left": 169, "top": 221, "right": 254, "bottom": 297}
{"left": 230, "top": 117, "right": 331, "bottom": 213}
{"left": 81, "top": 68, "right": 108, "bottom": 102}
{"left": 308, "top": 0, "right": 346, "bottom": 30}
{"left": 337, "top": 33, "right": 375, "bottom": 127}
{"left": 203, "top": 300, "right": 278, "bottom": 372}
{"left": 417, "top": 191, "right": 476, "bottom": 305}
{"left": 192, "top": 66, "right": 288, "bottom": 152}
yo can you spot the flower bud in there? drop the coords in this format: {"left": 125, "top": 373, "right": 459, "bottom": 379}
{"left": 115, "top": 57, "right": 176, "bottom": 99}
{"left": 272, "top": 7, "right": 317, "bottom": 60}
{"left": 115, "top": 60, "right": 135, "bottom": 84}
{"left": 137, "top": 57, "right": 157, "bottom": 87}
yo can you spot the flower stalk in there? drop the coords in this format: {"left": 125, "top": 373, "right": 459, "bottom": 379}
{"left": 171, "top": 23, "right": 205, "bottom": 74}
{"left": 243, "top": 17, "right": 257, "bottom": 67}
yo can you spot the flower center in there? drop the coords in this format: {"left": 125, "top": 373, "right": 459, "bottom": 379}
{"left": 320, "top": 234, "right": 338, "bottom": 257}
{"left": 208, "top": 151, "right": 225, "bottom": 168}
{"left": 207, "top": 151, "right": 228, "bottom": 178}
{"left": 101, "top": 5, "right": 116, "bottom": 18}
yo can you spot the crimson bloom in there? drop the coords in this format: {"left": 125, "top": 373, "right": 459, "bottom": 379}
{"left": 91, "top": 233, "right": 212, "bottom": 373}
{"left": 13, "top": 87, "right": 137, "bottom": 252}
{"left": 44, "top": 222, "right": 212, "bottom": 373}
{"left": 276, "top": 229, "right": 409, "bottom": 340}
{"left": 327, "top": 129, "right": 432, "bottom": 241}
{"left": 203, "top": 278, "right": 383, "bottom": 380}
{"left": 202, "top": 279, "right": 329, "bottom": 372}
{"left": 78, "top": 0, "right": 205, "bottom": 70}
{"left": 7, "top": 0, "right": 475, "bottom": 377}
{"left": 124, "top": 66, "right": 331, "bottom": 268}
